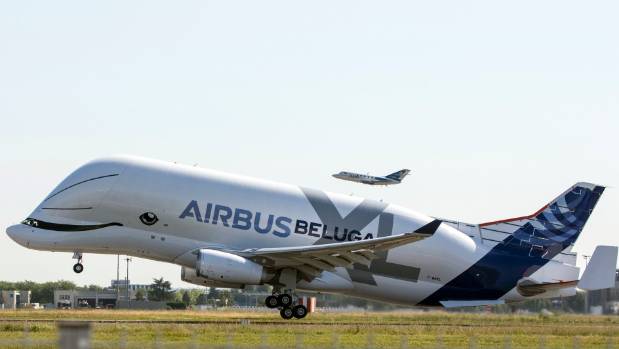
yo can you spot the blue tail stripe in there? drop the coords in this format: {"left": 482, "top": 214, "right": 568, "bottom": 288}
{"left": 418, "top": 184, "right": 604, "bottom": 306}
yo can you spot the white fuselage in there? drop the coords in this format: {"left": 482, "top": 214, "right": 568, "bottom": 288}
{"left": 6, "top": 156, "right": 578, "bottom": 306}
{"left": 332, "top": 172, "right": 399, "bottom": 185}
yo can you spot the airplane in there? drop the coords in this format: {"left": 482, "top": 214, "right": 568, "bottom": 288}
{"left": 332, "top": 169, "right": 410, "bottom": 185}
{"left": 6, "top": 155, "right": 617, "bottom": 320}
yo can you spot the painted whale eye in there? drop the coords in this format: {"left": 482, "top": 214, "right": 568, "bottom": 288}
{"left": 139, "top": 212, "right": 159, "bottom": 226}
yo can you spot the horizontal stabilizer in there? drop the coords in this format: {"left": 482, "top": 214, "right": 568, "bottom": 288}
{"left": 440, "top": 300, "right": 505, "bottom": 308}
{"left": 517, "top": 279, "right": 578, "bottom": 297}
{"left": 578, "top": 245, "right": 618, "bottom": 291}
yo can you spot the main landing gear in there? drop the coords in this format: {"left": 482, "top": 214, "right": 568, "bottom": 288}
{"left": 264, "top": 292, "right": 308, "bottom": 320}
{"left": 72, "top": 252, "right": 84, "bottom": 273}
{"left": 265, "top": 268, "right": 308, "bottom": 320}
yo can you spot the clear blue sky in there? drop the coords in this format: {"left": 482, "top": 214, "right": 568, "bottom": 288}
{"left": 1, "top": 1, "right": 617, "bottom": 288}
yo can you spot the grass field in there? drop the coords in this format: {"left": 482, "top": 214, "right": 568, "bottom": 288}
{"left": 1, "top": 309, "right": 618, "bottom": 348}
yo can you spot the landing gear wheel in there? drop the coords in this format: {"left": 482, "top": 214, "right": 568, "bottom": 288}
{"left": 277, "top": 293, "right": 292, "bottom": 307}
{"left": 292, "top": 305, "right": 308, "bottom": 319}
{"left": 280, "top": 307, "right": 294, "bottom": 320}
{"left": 73, "top": 263, "right": 84, "bottom": 274}
{"left": 265, "top": 295, "right": 279, "bottom": 309}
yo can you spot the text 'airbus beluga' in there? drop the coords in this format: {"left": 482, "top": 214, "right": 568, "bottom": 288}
{"left": 6, "top": 156, "right": 617, "bottom": 319}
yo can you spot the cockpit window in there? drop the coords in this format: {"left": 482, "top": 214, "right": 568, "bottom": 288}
{"left": 21, "top": 218, "right": 39, "bottom": 227}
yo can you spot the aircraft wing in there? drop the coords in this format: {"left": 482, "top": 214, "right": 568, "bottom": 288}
{"left": 232, "top": 219, "right": 441, "bottom": 279}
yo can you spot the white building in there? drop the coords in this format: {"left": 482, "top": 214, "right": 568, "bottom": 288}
{"left": 0, "top": 290, "right": 31, "bottom": 309}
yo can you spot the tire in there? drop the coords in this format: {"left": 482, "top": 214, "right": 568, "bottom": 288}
{"left": 265, "top": 295, "right": 279, "bottom": 309}
{"left": 292, "top": 305, "right": 308, "bottom": 319}
{"left": 280, "top": 307, "right": 294, "bottom": 320}
{"left": 73, "top": 263, "right": 84, "bottom": 273}
{"left": 277, "top": 294, "right": 292, "bottom": 307}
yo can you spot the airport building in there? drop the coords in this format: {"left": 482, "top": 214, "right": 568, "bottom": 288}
{"left": 53, "top": 280, "right": 153, "bottom": 309}
{"left": 54, "top": 289, "right": 117, "bottom": 309}
{"left": 0, "top": 290, "right": 31, "bottom": 309}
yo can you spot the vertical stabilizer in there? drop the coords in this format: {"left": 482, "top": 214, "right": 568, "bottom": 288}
{"left": 385, "top": 169, "right": 410, "bottom": 181}
{"left": 480, "top": 182, "right": 605, "bottom": 257}
{"left": 578, "top": 245, "right": 618, "bottom": 291}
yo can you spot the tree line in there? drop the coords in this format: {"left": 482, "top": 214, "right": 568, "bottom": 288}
{"left": 0, "top": 280, "right": 92, "bottom": 304}
{"left": 0, "top": 279, "right": 225, "bottom": 307}
{"left": 1, "top": 279, "right": 591, "bottom": 312}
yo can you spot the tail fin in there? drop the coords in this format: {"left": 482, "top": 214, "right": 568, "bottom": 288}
{"left": 578, "top": 245, "right": 618, "bottom": 290}
{"left": 385, "top": 169, "right": 410, "bottom": 181}
{"left": 420, "top": 182, "right": 606, "bottom": 305}
{"left": 480, "top": 182, "right": 605, "bottom": 257}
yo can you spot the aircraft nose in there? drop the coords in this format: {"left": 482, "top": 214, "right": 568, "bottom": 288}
{"left": 6, "top": 224, "right": 28, "bottom": 247}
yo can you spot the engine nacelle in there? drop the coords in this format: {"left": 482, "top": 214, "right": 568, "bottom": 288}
{"left": 196, "top": 249, "right": 270, "bottom": 285}
{"left": 181, "top": 266, "right": 244, "bottom": 289}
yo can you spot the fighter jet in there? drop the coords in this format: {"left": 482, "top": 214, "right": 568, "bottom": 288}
{"left": 332, "top": 169, "right": 410, "bottom": 185}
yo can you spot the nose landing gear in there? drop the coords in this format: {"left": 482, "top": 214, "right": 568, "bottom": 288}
{"left": 72, "top": 263, "right": 84, "bottom": 273}
{"left": 72, "top": 252, "right": 84, "bottom": 273}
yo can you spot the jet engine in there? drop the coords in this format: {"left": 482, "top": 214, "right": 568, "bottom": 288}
{"left": 181, "top": 266, "right": 244, "bottom": 288}
{"left": 196, "top": 249, "right": 272, "bottom": 285}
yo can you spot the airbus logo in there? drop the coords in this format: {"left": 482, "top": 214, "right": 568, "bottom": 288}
{"left": 179, "top": 200, "right": 375, "bottom": 241}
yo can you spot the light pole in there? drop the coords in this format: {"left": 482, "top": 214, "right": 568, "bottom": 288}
{"left": 583, "top": 254, "right": 591, "bottom": 313}
{"left": 116, "top": 255, "right": 120, "bottom": 305}
{"left": 125, "top": 257, "right": 132, "bottom": 304}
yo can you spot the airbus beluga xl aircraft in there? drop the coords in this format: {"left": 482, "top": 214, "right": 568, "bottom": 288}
{"left": 6, "top": 156, "right": 617, "bottom": 319}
